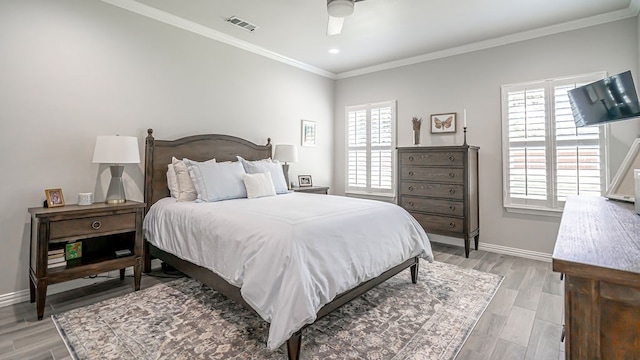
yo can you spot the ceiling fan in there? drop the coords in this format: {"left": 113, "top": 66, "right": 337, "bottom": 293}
{"left": 326, "top": 0, "right": 366, "bottom": 36}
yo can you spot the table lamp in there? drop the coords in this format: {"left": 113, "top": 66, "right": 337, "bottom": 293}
{"left": 274, "top": 144, "right": 298, "bottom": 190}
{"left": 92, "top": 135, "right": 140, "bottom": 204}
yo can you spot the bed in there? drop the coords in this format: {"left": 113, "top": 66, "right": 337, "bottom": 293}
{"left": 142, "top": 129, "right": 433, "bottom": 359}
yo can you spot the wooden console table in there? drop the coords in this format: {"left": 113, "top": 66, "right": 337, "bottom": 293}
{"left": 552, "top": 196, "right": 640, "bottom": 359}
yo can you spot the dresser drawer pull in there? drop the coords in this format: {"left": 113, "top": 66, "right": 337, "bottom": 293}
{"left": 408, "top": 156, "right": 414, "bottom": 161}
{"left": 449, "top": 172, "right": 455, "bottom": 178}
{"left": 408, "top": 186, "right": 414, "bottom": 192}
{"left": 449, "top": 205, "right": 456, "bottom": 211}
{"left": 448, "top": 222, "right": 456, "bottom": 228}
{"left": 449, "top": 188, "right": 456, "bottom": 194}
{"left": 91, "top": 221, "right": 102, "bottom": 230}
{"left": 408, "top": 171, "right": 414, "bottom": 176}
{"left": 448, "top": 155, "right": 455, "bottom": 161}
{"left": 408, "top": 201, "right": 414, "bottom": 207}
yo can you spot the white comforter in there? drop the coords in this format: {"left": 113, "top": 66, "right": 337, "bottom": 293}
{"left": 143, "top": 193, "right": 433, "bottom": 350}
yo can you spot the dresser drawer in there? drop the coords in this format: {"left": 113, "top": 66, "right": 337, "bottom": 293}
{"left": 400, "top": 182, "right": 464, "bottom": 200}
{"left": 411, "top": 212, "right": 464, "bottom": 235}
{"left": 401, "top": 167, "right": 464, "bottom": 184}
{"left": 400, "top": 196, "right": 464, "bottom": 217}
{"left": 49, "top": 213, "right": 136, "bottom": 240}
{"left": 401, "top": 151, "right": 464, "bottom": 167}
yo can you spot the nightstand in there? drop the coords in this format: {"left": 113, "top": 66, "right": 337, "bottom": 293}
{"left": 292, "top": 186, "right": 329, "bottom": 194}
{"left": 28, "top": 201, "right": 145, "bottom": 320}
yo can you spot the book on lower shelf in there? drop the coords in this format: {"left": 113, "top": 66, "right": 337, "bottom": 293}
{"left": 65, "top": 241, "right": 82, "bottom": 260}
{"left": 48, "top": 256, "right": 66, "bottom": 264}
{"left": 47, "top": 261, "right": 66, "bottom": 269}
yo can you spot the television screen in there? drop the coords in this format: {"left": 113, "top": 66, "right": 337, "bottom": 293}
{"left": 568, "top": 70, "right": 640, "bottom": 127}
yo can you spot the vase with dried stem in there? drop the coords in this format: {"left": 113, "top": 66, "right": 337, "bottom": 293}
{"left": 412, "top": 116, "right": 422, "bottom": 145}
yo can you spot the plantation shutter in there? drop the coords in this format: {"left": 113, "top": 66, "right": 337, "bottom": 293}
{"left": 346, "top": 101, "right": 396, "bottom": 194}
{"left": 502, "top": 73, "right": 606, "bottom": 212}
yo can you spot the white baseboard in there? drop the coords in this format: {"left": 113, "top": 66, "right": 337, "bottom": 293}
{"left": 429, "top": 236, "right": 552, "bottom": 263}
{"left": 0, "top": 259, "right": 163, "bottom": 309}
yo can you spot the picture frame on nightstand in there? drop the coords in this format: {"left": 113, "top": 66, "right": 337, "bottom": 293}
{"left": 298, "top": 175, "right": 313, "bottom": 187}
{"left": 44, "top": 188, "right": 65, "bottom": 208}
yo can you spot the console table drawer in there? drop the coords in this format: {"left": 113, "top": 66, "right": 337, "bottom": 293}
{"left": 401, "top": 167, "right": 464, "bottom": 184}
{"left": 50, "top": 213, "right": 136, "bottom": 240}
{"left": 400, "top": 182, "right": 464, "bottom": 200}
{"left": 401, "top": 151, "right": 464, "bottom": 167}
{"left": 400, "top": 197, "right": 464, "bottom": 217}
{"left": 411, "top": 213, "right": 464, "bottom": 235}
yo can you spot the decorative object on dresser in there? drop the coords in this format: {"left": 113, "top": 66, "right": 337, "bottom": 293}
{"left": 297, "top": 174, "right": 313, "bottom": 187}
{"left": 397, "top": 145, "right": 479, "bottom": 257}
{"left": 412, "top": 116, "right": 422, "bottom": 145}
{"left": 92, "top": 135, "right": 141, "bottom": 204}
{"left": 430, "top": 112, "right": 457, "bottom": 133}
{"left": 44, "top": 188, "right": 65, "bottom": 208}
{"left": 292, "top": 185, "right": 328, "bottom": 194}
{"left": 273, "top": 144, "right": 299, "bottom": 190}
{"left": 77, "top": 192, "right": 93, "bottom": 206}
{"left": 28, "top": 201, "right": 145, "bottom": 320}
{"left": 606, "top": 138, "right": 640, "bottom": 203}
{"left": 552, "top": 196, "right": 640, "bottom": 358}
{"left": 301, "top": 120, "right": 317, "bottom": 147}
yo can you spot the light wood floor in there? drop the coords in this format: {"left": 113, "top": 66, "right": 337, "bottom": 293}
{"left": 0, "top": 243, "right": 565, "bottom": 360}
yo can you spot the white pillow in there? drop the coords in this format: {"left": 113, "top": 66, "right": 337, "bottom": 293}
{"left": 183, "top": 159, "right": 247, "bottom": 202}
{"left": 237, "top": 156, "right": 288, "bottom": 194}
{"left": 243, "top": 172, "right": 276, "bottom": 199}
{"left": 166, "top": 164, "right": 179, "bottom": 198}
{"left": 172, "top": 157, "right": 198, "bottom": 202}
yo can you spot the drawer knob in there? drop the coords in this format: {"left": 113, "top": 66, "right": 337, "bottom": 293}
{"left": 449, "top": 172, "right": 455, "bottom": 178}
{"left": 408, "top": 171, "right": 414, "bottom": 176}
{"left": 449, "top": 222, "right": 456, "bottom": 228}
{"left": 448, "top": 155, "right": 455, "bottom": 161}
{"left": 91, "top": 221, "right": 102, "bottom": 230}
{"left": 449, "top": 188, "right": 456, "bottom": 194}
{"left": 408, "top": 201, "right": 414, "bottom": 207}
{"left": 449, "top": 205, "right": 456, "bottom": 211}
{"left": 408, "top": 156, "right": 414, "bottom": 161}
{"left": 408, "top": 186, "right": 414, "bottom": 192}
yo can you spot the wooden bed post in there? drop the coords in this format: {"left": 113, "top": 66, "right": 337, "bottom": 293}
{"left": 286, "top": 330, "right": 302, "bottom": 360}
{"left": 143, "top": 129, "right": 154, "bottom": 273}
{"left": 411, "top": 261, "right": 419, "bottom": 284}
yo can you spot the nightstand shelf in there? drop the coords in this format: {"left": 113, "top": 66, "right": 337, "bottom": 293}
{"left": 28, "top": 201, "right": 145, "bottom": 320}
{"left": 292, "top": 186, "right": 329, "bottom": 194}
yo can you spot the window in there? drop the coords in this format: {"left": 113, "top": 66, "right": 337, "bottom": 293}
{"left": 345, "top": 101, "right": 396, "bottom": 195}
{"left": 501, "top": 73, "right": 607, "bottom": 214}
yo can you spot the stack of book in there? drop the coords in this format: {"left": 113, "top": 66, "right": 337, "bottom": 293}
{"left": 48, "top": 248, "right": 66, "bottom": 269}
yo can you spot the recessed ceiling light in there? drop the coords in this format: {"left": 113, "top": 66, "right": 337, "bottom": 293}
{"left": 329, "top": 48, "right": 340, "bottom": 54}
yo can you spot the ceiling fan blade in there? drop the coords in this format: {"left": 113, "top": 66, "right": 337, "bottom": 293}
{"left": 327, "top": 16, "right": 344, "bottom": 36}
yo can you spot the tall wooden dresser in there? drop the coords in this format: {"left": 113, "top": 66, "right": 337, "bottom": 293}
{"left": 553, "top": 196, "right": 640, "bottom": 359}
{"left": 397, "top": 145, "right": 479, "bottom": 257}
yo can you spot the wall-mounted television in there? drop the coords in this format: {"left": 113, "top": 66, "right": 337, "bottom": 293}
{"left": 568, "top": 70, "right": 640, "bottom": 127}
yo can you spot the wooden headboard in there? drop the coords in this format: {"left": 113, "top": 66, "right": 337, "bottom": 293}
{"left": 144, "top": 129, "right": 272, "bottom": 213}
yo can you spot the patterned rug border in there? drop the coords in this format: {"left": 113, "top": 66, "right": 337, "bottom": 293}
{"left": 53, "top": 261, "right": 503, "bottom": 360}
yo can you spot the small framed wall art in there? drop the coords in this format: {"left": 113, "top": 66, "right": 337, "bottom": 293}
{"left": 45, "top": 188, "right": 65, "bottom": 208}
{"left": 301, "top": 120, "right": 317, "bottom": 147}
{"left": 298, "top": 175, "right": 313, "bottom": 187}
{"left": 430, "top": 113, "right": 457, "bottom": 134}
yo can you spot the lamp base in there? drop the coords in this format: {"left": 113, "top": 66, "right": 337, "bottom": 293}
{"left": 105, "top": 165, "right": 127, "bottom": 204}
{"left": 282, "top": 163, "right": 291, "bottom": 190}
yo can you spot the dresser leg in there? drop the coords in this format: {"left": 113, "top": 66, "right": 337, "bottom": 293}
{"left": 474, "top": 234, "right": 479, "bottom": 250}
{"left": 35, "top": 279, "right": 47, "bottom": 320}
{"left": 29, "top": 279, "right": 35, "bottom": 303}
{"left": 464, "top": 237, "right": 470, "bottom": 258}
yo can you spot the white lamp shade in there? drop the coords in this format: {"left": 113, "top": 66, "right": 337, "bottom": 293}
{"left": 327, "top": 0, "right": 354, "bottom": 18}
{"left": 274, "top": 144, "right": 299, "bottom": 163}
{"left": 92, "top": 135, "right": 140, "bottom": 164}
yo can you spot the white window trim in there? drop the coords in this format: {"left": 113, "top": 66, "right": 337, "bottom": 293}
{"left": 501, "top": 72, "right": 610, "bottom": 216}
{"left": 344, "top": 100, "right": 397, "bottom": 195}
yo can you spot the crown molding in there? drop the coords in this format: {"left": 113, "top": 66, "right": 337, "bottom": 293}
{"left": 99, "top": 0, "right": 337, "bottom": 79}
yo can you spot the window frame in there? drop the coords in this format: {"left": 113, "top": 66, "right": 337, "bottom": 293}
{"left": 500, "top": 72, "right": 609, "bottom": 216}
{"left": 344, "top": 100, "right": 397, "bottom": 197}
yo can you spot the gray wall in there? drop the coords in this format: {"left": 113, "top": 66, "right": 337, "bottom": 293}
{"left": 334, "top": 18, "right": 640, "bottom": 255}
{"left": 0, "top": 1, "right": 334, "bottom": 296}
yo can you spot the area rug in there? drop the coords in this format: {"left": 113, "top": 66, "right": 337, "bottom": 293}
{"left": 53, "top": 261, "right": 502, "bottom": 360}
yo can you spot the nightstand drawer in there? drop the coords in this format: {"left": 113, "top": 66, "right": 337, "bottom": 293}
{"left": 401, "top": 167, "right": 464, "bottom": 184}
{"left": 400, "top": 197, "right": 464, "bottom": 217}
{"left": 400, "top": 182, "right": 464, "bottom": 200}
{"left": 401, "top": 151, "right": 463, "bottom": 167}
{"left": 411, "top": 213, "right": 464, "bottom": 235}
{"left": 50, "top": 213, "right": 136, "bottom": 240}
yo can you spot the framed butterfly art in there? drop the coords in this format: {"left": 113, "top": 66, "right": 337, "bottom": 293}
{"left": 430, "top": 112, "right": 457, "bottom": 133}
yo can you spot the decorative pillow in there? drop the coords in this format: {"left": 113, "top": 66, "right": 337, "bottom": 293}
{"left": 243, "top": 172, "right": 276, "bottom": 199}
{"left": 237, "top": 156, "right": 289, "bottom": 194}
{"left": 183, "top": 159, "right": 247, "bottom": 202}
{"left": 166, "top": 164, "right": 179, "bottom": 198}
{"left": 172, "top": 157, "right": 198, "bottom": 202}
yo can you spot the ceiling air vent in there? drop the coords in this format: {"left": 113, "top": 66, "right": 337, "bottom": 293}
{"left": 225, "top": 16, "right": 259, "bottom": 32}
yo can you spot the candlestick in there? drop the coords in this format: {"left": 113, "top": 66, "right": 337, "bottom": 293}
{"left": 463, "top": 126, "right": 468, "bottom": 146}
{"left": 463, "top": 108, "right": 467, "bottom": 128}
